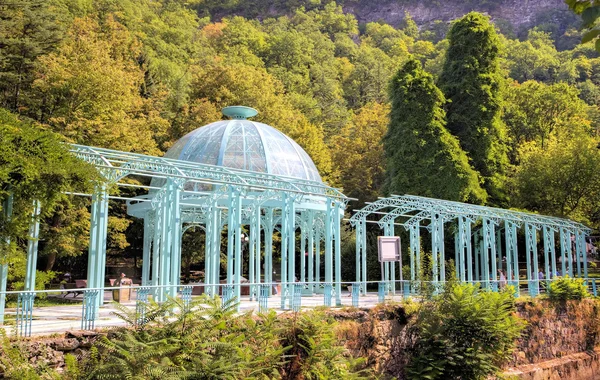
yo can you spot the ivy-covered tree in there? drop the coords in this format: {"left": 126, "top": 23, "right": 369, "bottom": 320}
{"left": 384, "top": 58, "right": 487, "bottom": 204}
{"left": 438, "top": 12, "right": 509, "bottom": 205}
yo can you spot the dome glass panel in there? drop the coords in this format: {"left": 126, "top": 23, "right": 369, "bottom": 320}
{"left": 160, "top": 109, "right": 322, "bottom": 183}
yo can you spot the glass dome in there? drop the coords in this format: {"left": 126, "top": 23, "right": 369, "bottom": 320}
{"left": 163, "top": 107, "right": 322, "bottom": 182}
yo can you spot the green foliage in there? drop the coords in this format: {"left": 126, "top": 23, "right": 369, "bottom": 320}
{"left": 565, "top": 0, "right": 600, "bottom": 52}
{"left": 80, "top": 295, "right": 372, "bottom": 379}
{"left": 0, "top": 328, "right": 59, "bottom": 379}
{"left": 548, "top": 275, "right": 591, "bottom": 301}
{"left": 407, "top": 283, "right": 524, "bottom": 380}
{"left": 0, "top": 109, "right": 97, "bottom": 274}
{"left": 512, "top": 137, "right": 600, "bottom": 228}
{"left": 384, "top": 58, "right": 487, "bottom": 203}
{"left": 0, "top": 0, "right": 65, "bottom": 112}
{"left": 438, "top": 12, "right": 509, "bottom": 205}
{"left": 0, "top": 0, "right": 599, "bottom": 282}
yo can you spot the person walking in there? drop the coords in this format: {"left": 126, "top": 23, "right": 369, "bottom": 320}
{"left": 499, "top": 270, "right": 507, "bottom": 289}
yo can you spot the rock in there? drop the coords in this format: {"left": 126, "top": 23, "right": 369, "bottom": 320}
{"left": 66, "top": 330, "right": 99, "bottom": 339}
{"left": 53, "top": 338, "right": 80, "bottom": 351}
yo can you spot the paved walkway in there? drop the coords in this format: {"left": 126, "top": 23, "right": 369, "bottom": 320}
{"left": 3, "top": 291, "right": 396, "bottom": 336}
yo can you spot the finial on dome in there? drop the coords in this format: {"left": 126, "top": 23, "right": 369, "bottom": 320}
{"left": 222, "top": 106, "right": 258, "bottom": 120}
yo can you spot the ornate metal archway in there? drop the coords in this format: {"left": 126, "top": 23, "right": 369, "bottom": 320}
{"left": 351, "top": 195, "right": 591, "bottom": 296}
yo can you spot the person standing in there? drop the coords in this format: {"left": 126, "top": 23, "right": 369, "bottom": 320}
{"left": 499, "top": 270, "right": 507, "bottom": 289}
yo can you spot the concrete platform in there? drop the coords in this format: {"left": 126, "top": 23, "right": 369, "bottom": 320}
{"left": 2, "top": 291, "right": 403, "bottom": 336}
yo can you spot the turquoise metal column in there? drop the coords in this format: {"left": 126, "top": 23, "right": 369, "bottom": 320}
{"left": 158, "top": 181, "right": 173, "bottom": 301}
{"left": 525, "top": 223, "right": 538, "bottom": 295}
{"left": 264, "top": 208, "right": 274, "bottom": 295}
{"left": 0, "top": 194, "right": 13, "bottom": 325}
{"left": 170, "top": 181, "right": 182, "bottom": 297}
{"left": 355, "top": 219, "right": 362, "bottom": 288}
{"left": 24, "top": 201, "right": 41, "bottom": 291}
{"left": 87, "top": 184, "right": 109, "bottom": 308}
{"left": 307, "top": 211, "right": 314, "bottom": 293}
{"left": 325, "top": 200, "right": 333, "bottom": 297}
{"left": 228, "top": 187, "right": 242, "bottom": 302}
{"left": 559, "top": 228, "right": 571, "bottom": 276}
{"left": 334, "top": 201, "right": 342, "bottom": 306}
{"left": 457, "top": 217, "right": 472, "bottom": 283}
{"left": 300, "top": 212, "right": 306, "bottom": 283}
{"left": 543, "top": 227, "right": 556, "bottom": 279}
{"left": 141, "top": 214, "right": 152, "bottom": 286}
{"left": 408, "top": 223, "right": 420, "bottom": 281}
{"left": 575, "top": 230, "right": 584, "bottom": 277}
{"left": 482, "top": 219, "right": 497, "bottom": 290}
{"left": 211, "top": 209, "right": 222, "bottom": 296}
{"left": 576, "top": 230, "right": 587, "bottom": 278}
{"left": 204, "top": 209, "right": 213, "bottom": 296}
{"left": 287, "top": 197, "right": 296, "bottom": 308}
{"left": 474, "top": 229, "right": 481, "bottom": 282}
{"left": 582, "top": 231, "right": 589, "bottom": 278}
{"left": 254, "top": 205, "right": 261, "bottom": 299}
{"left": 280, "top": 195, "right": 291, "bottom": 309}
{"left": 383, "top": 221, "right": 394, "bottom": 294}
{"left": 454, "top": 232, "right": 460, "bottom": 280}
{"left": 360, "top": 218, "right": 367, "bottom": 294}
{"left": 315, "top": 232, "right": 321, "bottom": 287}
{"left": 249, "top": 207, "right": 256, "bottom": 300}
{"left": 249, "top": 205, "right": 260, "bottom": 300}
{"left": 505, "top": 221, "right": 519, "bottom": 288}
{"left": 496, "top": 228, "right": 502, "bottom": 275}
{"left": 430, "top": 213, "right": 445, "bottom": 285}
{"left": 151, "top": 206, "right": 162, "bottom": 292}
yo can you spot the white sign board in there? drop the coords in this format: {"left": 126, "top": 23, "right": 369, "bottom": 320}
{"left": 378, "top": 236, "right": 401, "bottom": 263}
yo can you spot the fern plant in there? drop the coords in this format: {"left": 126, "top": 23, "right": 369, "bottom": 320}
{"left": 407, "top": 283, "right": 524, "bottom": 380}
{"left": 548, "top": 275, "right": 590, "bottom": 302}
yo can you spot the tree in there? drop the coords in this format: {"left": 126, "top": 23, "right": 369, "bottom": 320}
{"left": 384, "top": 58, "right": 487, "bottom": 204}
{"left": 333, "top": 102, "right": 389, "bottom": 206}
{"left": 565, "top": 0, "right": 600, "bottom": 52}
{"left": 0, "top": 108, "right": 97, "bottom": 284}
{"left": 504, "top": 80, "right": 593, "bottom": 160}
{"left": 343, "top": 44, "right": 397, "bottom": 109}
{"left": 0, "top": 0, "right": 65, "bottom": 112}
{"left": 512, "top": 137, "right": 600, "bottom": 229}
{"left": 401, "top": 12, "right": 419, "bottom": 39}
{"left": 32, "top": 16, "right": 166, "bottom": 155}
{"left": 438, "top": 12, "right": 509, "bottom": 205}
{"left": 504, "top": 30, "right": 561, "bottom": 83}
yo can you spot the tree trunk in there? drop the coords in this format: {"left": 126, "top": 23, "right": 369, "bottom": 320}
{"left": 45, "top": 251, "right": 57, "bottom": 271}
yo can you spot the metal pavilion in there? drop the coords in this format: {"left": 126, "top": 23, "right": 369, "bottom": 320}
{"left": 0, "top": 106, "right": 348, "bottom": 326}
{"left": 351, "top": 195, "right": 592, "bottom": 295}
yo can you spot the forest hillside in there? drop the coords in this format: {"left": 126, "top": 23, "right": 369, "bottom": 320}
{"left": 1, "top": 0, "right": 598, "bottom": 279}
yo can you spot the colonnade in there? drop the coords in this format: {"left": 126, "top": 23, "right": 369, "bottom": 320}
{"left": 353, "top": 195, "right": 591, "bottom": 295}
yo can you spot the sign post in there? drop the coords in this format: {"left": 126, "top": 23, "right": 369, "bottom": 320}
{"left": 378, "top": 236, "right": 402, "bottom": 292}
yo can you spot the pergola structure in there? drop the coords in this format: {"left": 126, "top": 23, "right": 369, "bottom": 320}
{"left": 351, "top": 195, "right": 592, "bottom": 295}
{"left": 0, "top": 107, "right": 348, "bottom": 325}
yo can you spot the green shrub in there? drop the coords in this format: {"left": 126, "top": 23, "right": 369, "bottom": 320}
{"left": 85, "top": 295, "right": 371, "bottom": 380}
{"left": 548, "top": 275, "right": 590, "bottom": 301}
{"left": 407, "top": 283, "right": 524, "bottom": 380}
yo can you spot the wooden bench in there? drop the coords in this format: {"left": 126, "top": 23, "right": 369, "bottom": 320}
{"left": 61, "top": 280, "right": 87, "bottom": 298}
